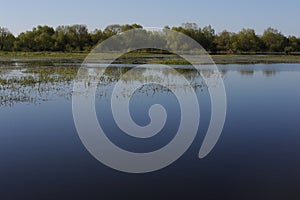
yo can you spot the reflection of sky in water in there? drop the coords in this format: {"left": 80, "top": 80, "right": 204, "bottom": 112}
{"left": 1, "top": 62, "right": 300, "bottom": 199}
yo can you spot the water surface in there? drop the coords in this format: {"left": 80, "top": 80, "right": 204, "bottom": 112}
{"left": 0, "top": 62, "right": 300, "bottom": 199}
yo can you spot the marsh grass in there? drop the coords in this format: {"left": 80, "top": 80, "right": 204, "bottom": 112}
{"left": 0, "top": 62, "right": 211, "bottom": 106}
{"left": 2, "top": 51, "right": 300, "bottom": 64}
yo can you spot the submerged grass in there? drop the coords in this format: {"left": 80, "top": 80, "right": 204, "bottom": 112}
{"left": 0, "top": 65, "right": 79, "bottom": 87}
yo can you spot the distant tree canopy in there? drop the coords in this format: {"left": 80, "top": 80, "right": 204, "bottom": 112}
{"left": 0, "top": 23, "right": 300, "bottom": 54}
{"left": 0, "top": 27, "right": 15, "bottom": 51}
{"left": 261, "top": 27, "right": 287, "bottom": 52}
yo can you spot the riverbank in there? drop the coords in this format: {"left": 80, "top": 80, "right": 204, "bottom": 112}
{"left": 1, "top": 51, "right": 300, "bottom": 64}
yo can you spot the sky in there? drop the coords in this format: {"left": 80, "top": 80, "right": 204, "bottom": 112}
{"left": 1, "top": 0, "right": 300, "bottom": 36}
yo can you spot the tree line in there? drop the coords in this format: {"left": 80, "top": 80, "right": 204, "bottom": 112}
{"left": 0, "top": 23, "right": 300, "bottom": 54}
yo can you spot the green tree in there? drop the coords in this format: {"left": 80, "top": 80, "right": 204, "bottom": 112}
{"left": 201, "top": 25, "right": 216, "bottom": 51}
{"left": 214, "top": 30, "right": 234, "bottom": 52}
{"left": 0, "top": 27, "right": 15, "bottom": 51}
{"left": 90, "top": 29, "right": 104, "bottom": 46}
{"left": 170, "top": 23, "right": 202, "bottom": 51}
{"left": 103, "top": 24, "right": 122, "bottom": 38}
{"left": 285, "top": 36, "right": 300, "bottom": 53}
{"left": 33, "top": 25, "right": 55, "bottom": 51}
{"left": 171, "top": 23, "right": 216, "bottom": 51}
{"left": 261, "top": 27, "right": 287, "bottom": 52}
{"left": 121, "top": 24, "right": 143, "bottom": 32}
{"left": 14, "top": 31, "right": 36, "bottom": 51}
{"left": 14, "top": 25, "right": 55, "bottom": 51}
{"left": 67, "top": 24, "right": 91, "bottom": 51}
{"left": 232, "top": 29, "right": 261, "bottom": 52}
{"left": 53, "top": 26, "right": 68, "bottom": 51}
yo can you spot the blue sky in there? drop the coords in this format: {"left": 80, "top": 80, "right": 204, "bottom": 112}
{"left": 1, "top": 0, "right": 299, "bottom": 36}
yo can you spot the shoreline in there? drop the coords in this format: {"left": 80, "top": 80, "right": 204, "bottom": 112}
{"left": 1, "top": 52, "right": 300, "bottom": 65}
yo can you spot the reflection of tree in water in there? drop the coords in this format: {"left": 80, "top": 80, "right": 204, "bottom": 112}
{"left": 263, "top": 70, "right": 276, "bottom": 77}
{"left": 238, "top": 70, "right": 254, "bottom": 76}
{"left": 77, "top": 66, "right": 225, "bottom": 99}
{"left": 98, "top": 67, "right": 209, "bottom": 99}
{"left": 1, "top": 65, "right": 223, "bottom": 106}
{"left": 237, "top": 69, "right": 277, "bottom": 77}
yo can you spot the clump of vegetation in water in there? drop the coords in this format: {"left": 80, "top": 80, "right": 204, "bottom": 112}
{"left": 0, "top": 63, "right": 211, "bottom": 106}
{"left": 0, "top": 63, "right": 79, "bottom": 106}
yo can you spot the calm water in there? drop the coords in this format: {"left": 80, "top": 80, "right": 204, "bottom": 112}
{"left": 1, "top": 62, "right": 300, "bottom": 199}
